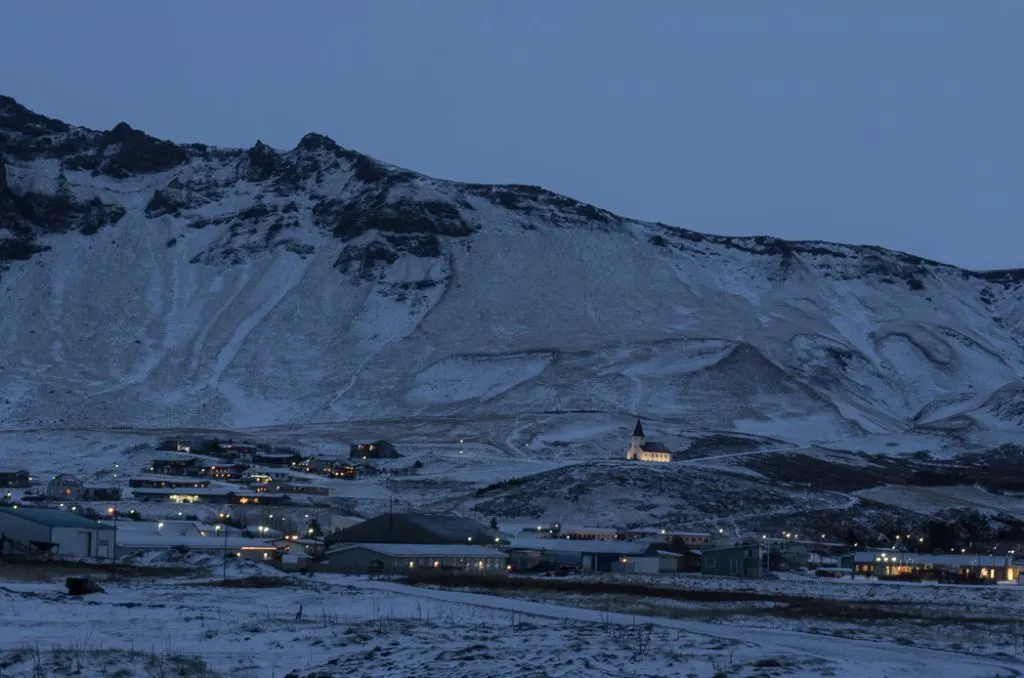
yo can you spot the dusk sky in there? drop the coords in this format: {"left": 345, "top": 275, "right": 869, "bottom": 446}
{"left": 1, "top": 1, "right": 1021, "bottom": 270}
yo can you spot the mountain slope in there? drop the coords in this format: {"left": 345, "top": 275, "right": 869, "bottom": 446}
{"left": 2, "top": 94, "right": 1024, "bottom": 440}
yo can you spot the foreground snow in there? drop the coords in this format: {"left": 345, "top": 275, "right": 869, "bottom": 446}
{"left": 0, "top": 569, "right": 1020, "bottom": 677}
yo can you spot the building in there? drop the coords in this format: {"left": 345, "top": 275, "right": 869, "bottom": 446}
{"left": 325, "top": 542, "right": 508, "bottom": 575}
{"left": 349, "top": 440, "right": 399, "bottom": 460}
{"left": 293, "top": 457, "right": 357, "bottom": 479}
{"left": 0, "top": 470, "right": 31, "bottom": 488}
{"left": 82, "top": 486, "right": 121, "bottom": 501}
{"left": 507, "top": 536, "right": 673, "bottom": 572}
{"left": 329, "top": 515, "right": 365, "bottom": 534}
{"left": 0, "top": 507, "right": 116, "bottom": 558}
{"left": 700, "top": 543, "right": 764, "bottom": 579}
{"left": 332, "top": 513, "right": 498, "bottom": 545}
{"left": 201, "top": 463, "right": 249, "bottom": 481}
{"left": 129, "top": 487, "right": 292, "bottom": 505}
{"left": 611, "top": 550, "right": 682, "bottom": 574}
{"left": 625, "top": 420, "right": 672, "bottom": 462}
{"left": 853, "top": 551, "right": 1019, "bottom": 583}
{"left": 623, "top": 528, "right": 713, "bottom": 546}
{"left": 252, "top": 450, "right": 302, "bottom": 467}
{"left": 46, "top": 474, "right": 86, "bottom": 500}
{"left": 149, "top": 455, "right": 204, "bottom": 476}
{"left": 129, "top": 475, "right": 212, "bottom": 490}
{"left": 114, "top": 534, "right": 278, "bottom": 561}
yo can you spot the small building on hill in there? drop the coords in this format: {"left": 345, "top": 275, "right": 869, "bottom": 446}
{"left": 46, "top": 474, "right": 86, "bottom": 500}
{"left": 625, "top": 420, "right": 672, "bottom": 462}
{"left": 0, "top": 470, "right": 31, "bottom": 488}
{"left": 349, "top": 440, "right": 399, "bottom": 460}
{"left": 333, "top": 513, "right": 497, "bottom": 545}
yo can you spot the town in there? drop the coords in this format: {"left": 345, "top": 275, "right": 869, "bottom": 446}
{"left": 1, "top": 424, "right": 1021, "bottom": 587}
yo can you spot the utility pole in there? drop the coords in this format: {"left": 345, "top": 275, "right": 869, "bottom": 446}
{"left": 107, "top": 506, "right": 118, "bottom": 581}
{"left": 223, "top": 522, "right": 228, "bottom": 580}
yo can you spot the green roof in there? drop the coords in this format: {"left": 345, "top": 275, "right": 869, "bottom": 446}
{"left": 0, "top": 507, "right": 115, "bottom": 530}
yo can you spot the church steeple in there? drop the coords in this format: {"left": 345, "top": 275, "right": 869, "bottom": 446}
{"left": 632, "top": 419, "right": 645, "bottom": 438}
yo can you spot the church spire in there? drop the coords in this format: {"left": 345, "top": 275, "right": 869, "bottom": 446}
{"left": 632, "top": 419, "right": 645, "bottom": 438}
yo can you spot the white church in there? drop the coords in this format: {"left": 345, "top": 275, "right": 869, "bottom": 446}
{"left": 624, "top": 420, "right": 673, "bottom": 463}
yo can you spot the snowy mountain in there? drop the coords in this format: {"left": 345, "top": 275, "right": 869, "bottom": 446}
{"left": 2, "top": 94, "right": 1024, "bottom": 442}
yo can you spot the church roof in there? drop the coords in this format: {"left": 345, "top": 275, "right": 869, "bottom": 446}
{"left": 641, "top": 441, "right": 671, "bottom": 453}
{"left": 632, "top": 420, "right": 645, "bottom": 437}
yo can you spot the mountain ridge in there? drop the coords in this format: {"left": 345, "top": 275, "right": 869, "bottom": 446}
{"left": 2, "top": 94, "right": 1024, "bottom": 441}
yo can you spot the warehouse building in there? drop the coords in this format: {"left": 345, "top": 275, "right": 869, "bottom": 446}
{"left": 325, "top": 542, "right": 508, "bottom": 575}
{"left": 0, "top": 507, "right": 116, "bottom": 559}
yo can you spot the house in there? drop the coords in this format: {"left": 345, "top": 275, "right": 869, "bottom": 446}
{"left": 253, "top": 450, "right": 302, "bottom": 467}
{"left": 349, "top": 440, "right": 399, "bottom": 460}
{"left": 0, "top": 507, "right": 116, "bottom": 559}
{"left": 853, "top": 551, "right": 1019, "bottom": 583}
{"left": 201, "top": 463, "right": 249, "bottom": 481}
{"left": 293, "top": 457, "right": 357, "bottom": 479}
{"left": 0, "top": 470, "right": 31, "bottom": 488}
{"left": 623, "top": 528, "right": 713, "bottom": 546}
{"left": 332, "top": 513, "right": 498, "bottom": 545}
{"left": 560, "top": 526, "right": 621, "bottom": 541}
{"left": 700, "top": 543, "right": 764, "bottom": 579}
{"left": 324, "top": 542, "right": 508, "bottom": 575}
{"left": 129, "top": 475, "right": 212, "bottom": 490}
{"left": 266, "top": 483, "right": 331, "bottom": 497}
{"left": 507, "top": 536, "right": 670, "bottom": 572}
{"left": 624, "top": 420, "right": 672, "bottom": 462}
{"left": 149, "top": 455, "right": 204, "bottom": 477}
{"left": 82, "top": 486, "right": 121, "bottom": 501}
{"left": 46, "top": 474, "right": 86, "bottom": 500}
{"left": 129, "top": 487, "right": 292, "bottom": 505}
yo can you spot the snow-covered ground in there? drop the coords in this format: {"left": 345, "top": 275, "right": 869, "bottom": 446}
{"left": 0, "top": 567, "right": 1021, "bottom": 677}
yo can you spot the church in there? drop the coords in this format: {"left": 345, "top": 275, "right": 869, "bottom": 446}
{"left": 624, "top": 420, "right": 673, "bottom": 462}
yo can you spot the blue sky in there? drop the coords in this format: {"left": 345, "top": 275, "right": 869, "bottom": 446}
{"left": 1, "top": 1, "right": 1021, "bottom": 269}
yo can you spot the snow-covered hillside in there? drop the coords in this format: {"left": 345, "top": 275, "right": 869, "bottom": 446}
{"left": 2, "top": 94, "right": 1024, "bottom": 441}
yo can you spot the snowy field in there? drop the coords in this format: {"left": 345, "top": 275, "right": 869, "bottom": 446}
{"left": 0, "top": 564, "right": 1022, "bottom": 677}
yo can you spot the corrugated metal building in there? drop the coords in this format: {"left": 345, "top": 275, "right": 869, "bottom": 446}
{"left": 0, "top": 507, "right": 116, "bottom": 559}
{"left": 325, "top": 542, "right": 508, "bottom": 574}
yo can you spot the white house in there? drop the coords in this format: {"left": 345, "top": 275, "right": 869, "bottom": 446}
{"left": 0, "top": 507, "right": 116, "bottom": 559}
{"left": 624, "top": 420, "right": 673, "bottom": 462}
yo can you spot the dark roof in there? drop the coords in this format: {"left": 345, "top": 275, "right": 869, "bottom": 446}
{"left": 641, "top": 441, "right": 671, "bottom": 453}
{"left": 632, "top": 420, "right": 645, "bottom": 437}
{"left": 0, "top": 507, "right": 115, "bottom": 530}
{"left": 336, "top": 512, "right": 497, "bottom": 544}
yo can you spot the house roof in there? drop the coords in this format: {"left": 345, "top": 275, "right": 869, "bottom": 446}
{"left": 0, "top": 507, "right": 115, "bottom": 530}
{"left": 632, "top": 420, "right": 645, "bottom": 437}
{"left": 699, "top": 543, "right": 762, "bottom": 554}
{"left": 508, "top": 537, "right": 654, "bottom": 555}
{"left": 327, "top": 542, "right": 508, "bottom": 558}
{"left": 640, "top": 442, "right": 671, "bottom": 453}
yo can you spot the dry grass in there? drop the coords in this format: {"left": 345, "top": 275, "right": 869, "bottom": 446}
{"left": 196, "top": 575, "right": 292, "bottom": 589}
{"left": 0, "top": 557, "right": 197, "bottom": 582}
{"left": 400, "top": 572, "right": 1022, "bottom": 626}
